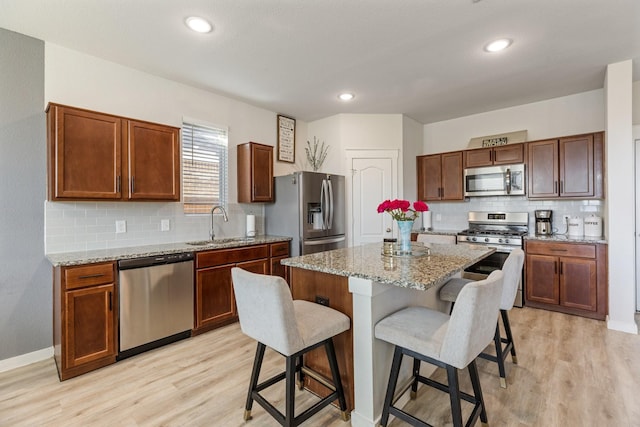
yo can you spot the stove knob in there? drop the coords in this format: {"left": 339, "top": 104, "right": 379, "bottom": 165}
{"left": 498, "top": 238, "right": 504, "bottom": 244}
{"left": 484, "top": 238, "right": 490, "bottom": 243}
{"left": 471, "top": 237, "right": 477, "bottom": 242}
{"left": 504, "top": 238, "right": 509, "bottom": 244}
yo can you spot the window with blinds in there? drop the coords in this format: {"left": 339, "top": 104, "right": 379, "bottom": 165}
{"left": 182, "top": 121, "right": 228, "bottom": 214}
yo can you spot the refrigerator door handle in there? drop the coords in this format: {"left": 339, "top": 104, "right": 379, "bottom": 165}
{"left": 327, "top": 179, "right": 334, "bottom": 229}
{"left": 321, "top": 179, "right": 329, "bottom": 230}
{"left": 303, "top": 236, "right": 346, "bottom": 246}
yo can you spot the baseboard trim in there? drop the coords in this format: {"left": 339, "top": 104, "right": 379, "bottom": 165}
{"left": 606, "top": 317, "right": 639, "bottom": 334}
{"left": 0, "top": 347, "right": 53, "bottom": 373}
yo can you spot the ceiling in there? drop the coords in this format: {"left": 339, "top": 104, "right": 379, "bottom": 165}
{"left": 1, "top": 0, "right": 639, "bottom": 124}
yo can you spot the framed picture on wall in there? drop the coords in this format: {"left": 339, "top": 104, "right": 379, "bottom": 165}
{"left": 277, "top": 114, "right": 295, "bottom": 163}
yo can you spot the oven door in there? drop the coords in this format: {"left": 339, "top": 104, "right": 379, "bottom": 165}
{"left": 457, "top": 242, "right": 523, "bottom": 307}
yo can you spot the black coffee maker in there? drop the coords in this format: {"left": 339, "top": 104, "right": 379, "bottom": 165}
{"left": 535, "top": 210, "right": 553, "bottom": 235}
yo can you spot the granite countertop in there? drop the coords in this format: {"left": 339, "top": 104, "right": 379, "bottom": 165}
{"left": 414, "top": 229, "right": 461, "bottom": 236}
{"left": 281, "top": 242, "right": 494, "bottom": 291}
{"left": 46, "top": 235, "right": 292, "bottom": 267}
{"left": 524, "top": 233, "right": 607, "bottom": 244}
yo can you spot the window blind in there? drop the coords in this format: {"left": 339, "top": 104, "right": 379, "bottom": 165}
{"left": 182, "top": 121, "right": 228, "bottom": 214}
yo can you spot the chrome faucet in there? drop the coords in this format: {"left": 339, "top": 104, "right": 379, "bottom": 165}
{"left": 210, "top": 205, "right": 229, "bottom": 240}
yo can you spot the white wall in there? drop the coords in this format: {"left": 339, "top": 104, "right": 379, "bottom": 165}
{"left": 402, "top": 116, "right": 424, "bottom": 201}
{"left": 605, "top": 60, "right": 637, "bottom": 333}
{"left": 44, "top": 44, "right": 306, "bottom": 252}
{"left": 423, "top": 89, "right": 605, "bottom": 153}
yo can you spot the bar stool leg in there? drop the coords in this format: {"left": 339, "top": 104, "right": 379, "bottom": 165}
{"left": 501, "top": 309, "right": 517, "bottom": 364}
{"left": 491, "top": 322, "right": 508, "bottom": 388}
{"left": 410, "top": 358, "right": 420, "bottom": 399}
{"left": 245, "top": 342, "right": 266, "bottom": 421}
{"left": 380, "top": 346, "right": 403, "bottom": 427}
{"left": 285, "top": 355, "right": 296, "bottom": 427}
{"left": 325, "top": 339, "right": 350, "bottom": 420}
{"left": 468, "top": 359, "right": 488, "bottom": 425}
{"left": 446, "top": 365, "right": 463, "bottom": 427}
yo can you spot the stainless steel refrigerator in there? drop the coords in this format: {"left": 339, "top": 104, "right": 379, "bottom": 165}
{"left": 265, "top": 172, "right": 346, "bottom": 256}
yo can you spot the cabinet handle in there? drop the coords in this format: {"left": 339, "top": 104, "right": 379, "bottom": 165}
{"left": 490, "top": 151, "right": 493, "bottom": 162}
{"left": 131, "top": 176, "right": 135, "bottom": 194}
{"left": 78, "top": 273, "right": 105, "bottom": 279}
{"left": 550, "top": 249, "right": 567, "bottom": 252}
{"left": 554, "top": 181, "right": 558, "bottom": 193}
{"left": 554, "top": 261, "right": 557, "bottom": 275}
{"left": 116, "top": 176, "right": 121, "bottom": 193}
{"left": 559, "top": 261, "right": 563, "bottom": 275}
{"left": 560, "top": 180, "right": 564, "bottom": 194}
{"left": 108, "top": 291, "right": 113, "bottom": 311}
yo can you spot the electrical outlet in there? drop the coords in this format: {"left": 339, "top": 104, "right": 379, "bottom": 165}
{"left": 115, "top": 220, "right": 127, "bottom": 234}
{"left": 315, "top": 295, "right": 330, "bottom": 306}
{"left": 161, "top": 219, "right": 170, "bottom": 231}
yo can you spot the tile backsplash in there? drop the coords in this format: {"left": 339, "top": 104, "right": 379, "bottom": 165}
{"left": 44, "top": 201, "right": 264, "bottom": 254}
{"left": 420, "top": 196, "right": 604, "bottom": 234}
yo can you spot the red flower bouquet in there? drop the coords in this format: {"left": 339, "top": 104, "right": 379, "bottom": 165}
{"left": 377, "top": 199, "right": 429, "bottom": 221}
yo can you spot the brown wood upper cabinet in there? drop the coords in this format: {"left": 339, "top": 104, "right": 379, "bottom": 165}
{"left": 463, "top": 143, "right": 524, "bottom": 168}
{"left": 417, "top": 151, "right": 464, "bottom": 201}
{"left": 527, "top": 132, "right": 604, "bottom": 199}
{"left": 237, "top": 142, "right": 274, "bottom": 203}
{"left": 47, "top": 104, "right": 180, "bottom": 201}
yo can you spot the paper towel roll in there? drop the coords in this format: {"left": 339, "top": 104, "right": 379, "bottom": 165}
{"left": 246, "top": 214, "right": 256, "bottom": 237}
{"left": 422, "top": 211, "right": 432, "bottom": 231}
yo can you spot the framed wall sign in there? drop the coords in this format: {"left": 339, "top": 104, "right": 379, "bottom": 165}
{"left": 277, "top": 114, "right": 295, "bottom": 163}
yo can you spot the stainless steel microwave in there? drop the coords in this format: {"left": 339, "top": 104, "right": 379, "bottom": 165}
{"left": 464, "top": 164, "right": 526, "bottom": 197}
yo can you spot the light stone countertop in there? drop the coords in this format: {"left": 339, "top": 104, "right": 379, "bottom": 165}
{"left": 414, "top": 229, "right": 461, "bottom": 236}
{"left": 281, "top": 242, "right": 494, "bottom": 291}
{"left": 46, "top": 235, "right": 292, "bottom": 267}
{"left": 524, "top": 233, "right": 607, "bottom": 244}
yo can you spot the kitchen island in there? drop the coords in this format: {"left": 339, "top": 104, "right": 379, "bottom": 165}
{"left": 281, "top": 242, "right": 494, "bottom": 427}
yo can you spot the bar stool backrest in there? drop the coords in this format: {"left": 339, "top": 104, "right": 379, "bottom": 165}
{"left": 500, "top": 248, "right": 525, "bottom": 311}
{"left": 440, "top": 270, "right": 504, "bottom": 369}
{"left": 231, "top": 267, "right": 304, "bottom": 356}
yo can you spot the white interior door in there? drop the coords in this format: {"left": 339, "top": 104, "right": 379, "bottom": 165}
{"left": 348, "top": 150, "right": 398, "bottom": 246}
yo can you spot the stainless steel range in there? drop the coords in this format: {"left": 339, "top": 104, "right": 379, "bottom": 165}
{"left": 457, "top": 211, "right": 528, "bottom": 307}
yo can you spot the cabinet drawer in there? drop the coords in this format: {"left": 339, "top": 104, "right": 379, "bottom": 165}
{"left": 526, "top": 241, "right": 596, "bottom": 258}
{"left": 197, "top": 245, "right": 269, "bottom": 269}
{"left": 64, "top": 262, "right": 115, "bottom": 290}
{"left": 270, "top": 241, "right": 290, "bottom": 257}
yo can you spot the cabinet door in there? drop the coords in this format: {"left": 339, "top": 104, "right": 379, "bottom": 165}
{"left": 559, "top": 257, "right": 597, "bottom": 311}
{"left": 527, "top": 139, "right": 559, "bottom": 198}
{"left": 196, "top": 264, "right": 235, "bottom": 329}
{"left": 417, "top": 155, "right": 442, "bottom": 201}
{"left": 127, "top": 120, "right": 180, "bottom": 200}
{"left": 64, "top": 284, "right": 115, "bottom": 369}
{"left": 559, "top": 134, "right": 594, "bottom": 198}
{"left": 441, "top": 151, "right": 463, "bottom": 200}
{"left": 270, "top": 256, "right": 289, "bottom": 282}
{"left": 464, "top": 148, "right": 493, "bottom": 168}
{"left": 237, "top": 142, "right": 274, "bottom": 203}
{"left": 237, "top": 258, "right": 270, "bottom": 275}
{"left": 48, "top": 105, "right": 122, "bottom": 200}
{"left": 493, "top": 144, "right": 524, "bottom": 165}
{"left": 525, "top": 254, "right": 559, "bottom": 304}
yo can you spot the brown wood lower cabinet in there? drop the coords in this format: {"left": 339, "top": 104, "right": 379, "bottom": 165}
{"left": 525, "top": 240, "right": 607, "bottom": 320}
{"left": 289, "top": 267, "right": 354, "bottom": 411}
{"left": 194, "top": 243, "right": 287, "bottom": 334}
{"left": 53, "top": 262, "right": 117, "bottom": 380}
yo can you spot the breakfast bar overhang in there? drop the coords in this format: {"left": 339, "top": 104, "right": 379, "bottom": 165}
{"left": 281, "top": 243, "right": 495, "bottom": 427}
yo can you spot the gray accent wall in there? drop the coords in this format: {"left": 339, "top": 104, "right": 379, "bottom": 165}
{"left": 0, "top": 28, "right": 50, "bottom": 360}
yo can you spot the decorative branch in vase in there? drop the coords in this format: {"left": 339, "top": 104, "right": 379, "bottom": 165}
{"left": 305, "top": 137, "right": 329, "bottom": 172}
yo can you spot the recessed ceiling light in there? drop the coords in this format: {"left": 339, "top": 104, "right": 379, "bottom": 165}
{"left": 338, "top": 93, "right": 355, "bottom": 101}
{"left": 484, "top": 38, "right": 512, "bottom": 52}
{"left": 185, "top": 16, "right": 213, "bottom": 33}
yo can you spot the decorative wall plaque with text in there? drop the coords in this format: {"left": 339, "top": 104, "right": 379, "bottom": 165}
{"left": 277, "top": 115, "right": 295, "bottom": 163}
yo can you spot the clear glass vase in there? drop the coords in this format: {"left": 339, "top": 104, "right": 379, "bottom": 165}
{"left": 396, "top": 220, "right": 414, "bottom": 254}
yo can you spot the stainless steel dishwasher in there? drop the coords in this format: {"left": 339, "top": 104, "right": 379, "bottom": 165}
{"left": 117, "top": 252, "right": 194, "bottom": 359}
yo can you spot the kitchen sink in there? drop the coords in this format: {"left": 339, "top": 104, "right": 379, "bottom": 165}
{"left": 185, "top": 237, "right": 254, "bottom": 246}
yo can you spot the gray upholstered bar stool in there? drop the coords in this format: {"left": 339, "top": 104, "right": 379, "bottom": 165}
{"left": 439, "top": 248, "right": 525, "bottom": 388}
{"left": 375, "top": 270, "right": 504, "bottom": 427}
{"left": 231, "top": 267, "right": 350, "bottom": 427}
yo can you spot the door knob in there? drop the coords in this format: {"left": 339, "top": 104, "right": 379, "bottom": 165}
{"left": 386, "top": 228, "right": 391, "bottom": 232}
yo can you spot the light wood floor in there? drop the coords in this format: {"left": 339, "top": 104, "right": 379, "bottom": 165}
{"left": 1, "top": 307, "right": 639, "bottom": 426}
